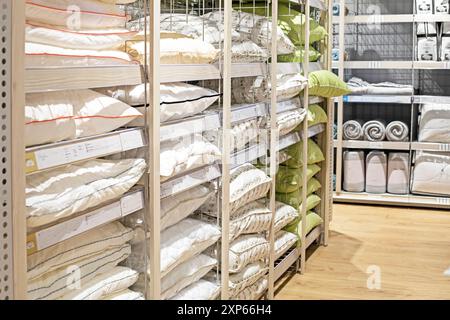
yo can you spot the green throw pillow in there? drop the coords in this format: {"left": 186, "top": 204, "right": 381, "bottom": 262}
{"left": 276, "top": 164, "right": 321, "bottom": 194}
{"left": 284, "top": 139, "right": 325, "bottom": 168}
{"left": 309, "top": 70, "right": 351, "bottom": 98}
{"left": 301, "top": 194, "right": 321, "bottom": 212}
{"left": 275, "top": 177, "right": 322, "bottom": 209}
{"left": 284, "top": 212, "right": 324, "bottom": 241}
{"left": 308, "top": 105, "right": 328, "bottom": 126}
{"left": 278, "top": 46, "right": 321, "bottom": 63}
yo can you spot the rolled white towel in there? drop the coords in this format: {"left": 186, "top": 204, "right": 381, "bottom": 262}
{"left": 343, "top": 120, "right": 364, "bottom": 140}
{"left": 363, "top": 120, "right": 386, "bottom": 141}
{"left": 386, "top": 121, "right": 409, "bottom": 142}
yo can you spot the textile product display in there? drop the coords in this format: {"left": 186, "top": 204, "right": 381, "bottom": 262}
{"left": 416, "top": 0, "right": 433, "bottom": 14}
{"left": 123, "top": 32, "right": 219, "bottom": 65}
{"left": 418, "top": 103, "right": 450, "bottom": 143}
{"left": 274, "top": 202, "right": 299, "bottom": 232}
{"left": 274, "top": 231, "right": 298, "bottom": 258}
{"left": 418, "top": 37, "right": 438, "bottom": 61}
{"left": 277, "top": 109, "right": 307, "bottom": 136}
{"left": 160, "top": 134, "right": 221, "bottom": 181}
{"left": 387, "top": 153, "right": 410, "bottom": 195}
{"left": 232, "top": 277, "right": 268, "bottom": 300}
{"left": 343, "top": 151, "right": 365, "bottom": 192}
{"left": 27, "top": 221, "right": 133, "bottom": 281}
{"left": 215, "top": 40, "right": 269, "bottom": 63}
{"left": 412, "top": 151, "right": 450, "bottom": 196}
{"left": 160, "top": 218, "right": 221, "bottom": 277}
{"left": 365, "top": 151, "right": 388, "bottom": 194}
{"left": 25, "top": 89, "right": 142, "bottom": 147}
{"left": 25, "top": 42, "right": 136, "bottom": 67}
{"left": 229, "top": 164, "right": 272, "bottom": 213}
{"left": 363, "top": 120, "right": 386, "bottom": 142}
{"left": 278, "top": 46, "right": 322, "bottom": 63}
{"left": 203, "top": 10, "right": 295, "bottom": 55}
{"left": 284, "top": 139, "right": 325, "bottom": 168}
{"left": 25, "top": 23, "right": 137, "bottom": 50}
{"left": 347, "top": 77, "right": 414, "bottom": 96}
{"left": 98, "top": 82, "right": 220, "bottom": 123}
{"left": 26, "top": 158, "right": 146, "bottom": 228}
{"left": 308, "top": 71, "right": 351, "bottom": 98}
{"left": 161, "top": 184, "right": 214, "bottom": 231}
{"left": 276, "top": 178, "right": 322, "bottom": 210}
{"left": 229, "top": 235, "right": 269, "bottom": 273}
{"left": 343, "top": 120, "right": 364, "bottom": 140}
{"left": 226, "top": 261, "right": 268, "bottom": 296}
{"left": 161, "top": 254, "right": 217, "bottom": 300}
{"left": 26, "top": 0, "right": 129, "bottom": 29}
{"left": 227, "top": 201, "right": 273, "bottom": 240}
{"left": 170, "top": 279, "right": 220, "bottom": 300}
{"left": 58, "top": 267, "right": 139, "bottom": 300}
{"left": 28, "top": 244, "right": 131, "bottom": 300}
{"left": 435, "top": 0, "right": 450, "bottom": 13}
{"left": 230, "top": 74, "right": 308, "bottom": 104}
{"left": 386, "top": 121, "right": 409, "bottom": 142}
{"left": 101, "top": 290, "right": 144, "bottom": 300}
{"left": 276, "top": 165, "right": 321, "bottom": 194}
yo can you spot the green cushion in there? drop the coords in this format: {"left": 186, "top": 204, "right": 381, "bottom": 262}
{"left": 275, "top": 177, "right": 322, "bottom": 209}
{"left": 284, "top": 139, "right": 325, "bottom": 168}
{"left": 284, "top": 212, "right": 324, "bottom": 240}
{"left": 301, "top": 194, "right": 321, "bottom": 212}
{"left": 309, "top": 71, "right": 351, "bottom": 98}
{"left": 278, "top": 46, "right": 321, "bottom": 63}
{"left": 308, "top": 104, "right": 328, "bottom": 126}
{"left": 276, "top": 164, "right": 321, "bottom": 194}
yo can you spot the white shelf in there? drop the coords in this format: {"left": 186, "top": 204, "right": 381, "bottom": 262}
{"left": 274, "top": 247, "right": 299, "bottom": 282}
{"left": 231, "top": 143, "right": 267, "bottom": 168}
{"left": 411, "top": 142, "right": 450, "bottom": 152}
{"left": 413, "top": 95, "right": 450, "bottom": 104}
{"left": 334, "top": 191, "right": 450, "bottom": 208}
{"left": 160, "top": 164, "right": 221, "bottom": 199}
{"left": 336, "top": 140, "right": 410, "bottom": 150}
{"left": 26, "top": 65, "right": 144, "bottom": 93}
{"left": 332, "top": 14, "right": 450, "bottom": 24}
{"left": 342, "top": 95, "right": 412, "bottom": 104}
{"left": 305, "top": 226, "right": 322, "bottom": 249}
{"left": 160, "top": 113, "right": 221, "bottom": 141}
{"left": 230, "top": 103, "right": 267, "bottom": 123}
{"left": 25, "top": 128, "right": 146, "bottom": 174}
{"left": 332, "top": 61, "right": 450, "bottom": 70}
{"left": 26, "top": 188, "right": 145, "bottom": 255}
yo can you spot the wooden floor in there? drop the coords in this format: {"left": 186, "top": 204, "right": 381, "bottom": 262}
{"left": 275, "top": 204, "right": 450, "bottom": 300}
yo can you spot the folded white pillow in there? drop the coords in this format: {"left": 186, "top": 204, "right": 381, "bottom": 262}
{"left": 161, "top": 218, "right": 221, "bottom": 277}
{"left": 160, "top": 134, "right": 221, "bottom": 181}
{"left": 26, "top": 158, "right": 146, "bottom": 228}
{"left": 26, "top": 22, "right": 137, "bottom": 50}
{"left": 102, "top": 289, "right": 144, "bottom": 300}
{"left": 229, "top": 201, "right": 272, "bottom": 240}
{"left": 28, "top": 244, "right": 131, "bottom": 300}
{"left": 232, "top": 277, "right": 267, "bottom": 300}
{"left": 25, "top": 89, "right": 142, "bottom": 147}
{"left": 58, "top": 267, "right": 139, "bottom": 300}
{"left": 227, "top": 261, "right": 268, "bottom": 296}
{"left": 274, "top": 202, "right": 299, "bottom": 232}
{"left": 161, "top": 254, "right": 217, "bottom": 300}
{"left": 277, "top": 109, "right": 307, "bottom": 136}
{"left": 229, "top": 234, "right": 269, "bottom": 273}
{"left": 275, "top": 231, "right": 298, "bottom": 259}
{"left": 27, "top": 221, "right": 133, "bottom": 281}
{"left": 161, "top": 184, "right": 214, "bottom": 231}
{"left": 97, "top": 82, "right": 219, "bottom": 123}
{"left": 26, "top": 0, "right": 128, "bottom": 29}
{"left": 229, "top": 164, "right": 272, "bottom": 213}
{"left": 170, "top": 279, "right": 220, "bottom": 300}
{"left": 26, "top": 42, "right": 136, "bottom": 67}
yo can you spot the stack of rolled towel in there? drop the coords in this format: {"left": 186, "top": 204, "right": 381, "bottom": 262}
{"left": 342, "top": 120, "right": 409, "bottom": 142}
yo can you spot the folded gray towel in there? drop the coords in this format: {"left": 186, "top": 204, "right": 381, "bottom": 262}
{"left": 343, "top": 120, "right": 364, "bottom": 140}
{"left": 386, "top": 121, "right": 409, "bottom": 142}
{"left": 363, "top": 120, "right": 386, "bottom": 141}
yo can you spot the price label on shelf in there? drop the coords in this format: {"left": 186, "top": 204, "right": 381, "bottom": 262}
{"left": 119, "top": 130, "right": 145, "bottom": 151}
{"left": 438, "top": 144, "right": 450, "bottom": 152}
{"left": 121, "top": 191, "right": 144, "bottom": 217}
{"left": 371, "top": 142, "right": 384, "bottom": 149}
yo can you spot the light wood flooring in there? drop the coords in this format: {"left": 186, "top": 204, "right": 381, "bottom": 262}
{"left": 275, "top": 204, "right": 450, "bottom": 300}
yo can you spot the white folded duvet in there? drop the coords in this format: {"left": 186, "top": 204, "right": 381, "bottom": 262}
{"left": 412, "top": 151, "right": 450, "bottom": 196}
{"left": 418, "top": 103, "right": 450, "bottom": 143}
{"left": 347, "top": 77, "right": 414, "bottom": 96}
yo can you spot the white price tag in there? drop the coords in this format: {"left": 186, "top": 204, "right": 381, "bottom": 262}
{"left": 253, "top": 76, "right": 264, "bottom": 88}
{"left": 120, "top": 130, "right": 145, "bottom": 151}
{"left": 121, "top": 191, "right": 144, "bottom": 217}
{"left": 438, "top": 144, "right": 450, "bottom": 152}
{"left": 34, "top": 135, "right": 122, "bottom": 170}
